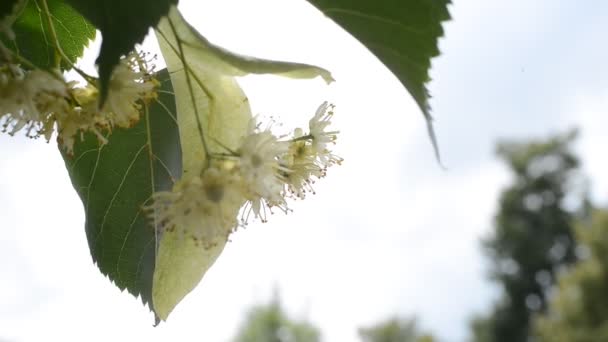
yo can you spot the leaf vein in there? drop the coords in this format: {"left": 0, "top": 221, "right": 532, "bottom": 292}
{"left": 33, "top": 0, "right": 52, "bottom": 68}
{"left": 49, "top": 14, "right": 80, "bottom": 48}
{"left": 321, "top": 7, "right": 425, "bottom": 35}
{"left": 70, "top": 148, "right": 100, "bottom": 172}
{"left": 115, "top": 209, "right": 142, "bottom": 282}
{"left": 85, "top": 146, "right": 104, "bottom": 216}
{"left": 135, "top": 237, "right": 155, "bottom": 287}
{"left": 153, "top": 153, "right": 177, "bottom": 182}
{"left": 154, "top": 98, "right": 178, "bottom": 125}
{"left": 95, "top": 144, "right": 147, "bottom": 245}
{"left": 365, "top": 41, "right": 426, "bottom": 73}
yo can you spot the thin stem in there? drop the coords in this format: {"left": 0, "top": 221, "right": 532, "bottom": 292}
{"left": 40, "top": 0, "right": 97, "bottom": 84}
{"left": 156, "top": 28, "right": 215, "bottom": 102}
{"left": 0, "top": 39, "right": 67, "bottom": 83}
{"left": 290, "top": 134, "right": 314, "bottom": 142}
{"left": 210, "top": 152, "right": 238, "bottom": 159}
{"left": 0, "top": 39, "right": 32, "bottom": 68}
{"left": 10, "top": 52, "right": 37, "bottom": 70}
{"left": 166, "top": 17, "right": 211, "bottom": 163}
{"left": 0, "top": 39, "right": 13, "bottom": 62}
{"left": 39, "top": 0, "right": 62, "bottom": 68}
{"left": 210, "top": 136, "right": 238, "bottom": 155}
{"left": 143, "top": 102, "right": 161, "bottom": 253}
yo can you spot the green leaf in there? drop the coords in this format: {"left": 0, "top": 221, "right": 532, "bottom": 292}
{"left": 306, "top": 0, "right": 451, "bottom": 161}
{"left": 61, "top": 69, "right": 181, "bottom": 311}
{"left": 0, "top": 0, "right": 22, "bottom": 24}
{"left": 155, "top": 6, "right": 334, "bottom": 84}
{"left": 151, "top": 8, "right": 254, "bottom": 322}
{"left": 4, "top": 0, "right": 95, "bottom": 70}
{"left": 65, "top": 0, "right": 177, "bottom": 101}
{"left": 0, "top": 0, "right": 17, "bottom": 18}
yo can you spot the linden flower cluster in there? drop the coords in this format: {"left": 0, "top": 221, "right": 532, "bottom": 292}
{"left": 147, "top": 102, "right": 342, "bottom": 249}
{"left": 0, "top": 52, "right": 158, "bottom": 153}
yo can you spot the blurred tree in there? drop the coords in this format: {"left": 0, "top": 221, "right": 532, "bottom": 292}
{"left": 232, "top": 294, "right": 320, "bottom": 342}
{"left": 470, "top": 315, "right": 494, "bottom": 342}
{"left": 358, "top": 316, "right": 436, "bottom": 342}
{"left": 470, "top": 130, "right": 585, "bottom": 342}
{"left": 534, "top": 209, "right": 608, "bottom": 342}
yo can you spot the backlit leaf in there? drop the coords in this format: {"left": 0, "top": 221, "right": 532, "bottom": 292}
{"left": 151, "top": 9, "right": 253, "bottom": 321}
{"left": 155, "top": 6, "right": 334, "bottom": 84}
{"left": 4, "top": 0, "right": 95, "bottom": 70}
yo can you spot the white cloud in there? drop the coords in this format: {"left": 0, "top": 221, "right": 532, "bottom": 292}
{"left": 563, "top": 90, "right": 608, "bottom": 204}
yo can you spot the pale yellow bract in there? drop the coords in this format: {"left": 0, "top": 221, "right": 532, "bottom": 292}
{"left": 151, "top": 4, "right": 337, "bottom": 322}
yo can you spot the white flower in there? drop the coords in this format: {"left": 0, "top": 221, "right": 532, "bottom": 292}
{"left": 147, "top": 163, "right": 244, "bottom": 249}
{"left": 145, "top": 100, "right": 342, "bottom": 239}
{"left": 280, "top": 129, "right": 323, "bottom": 199}
{"left": 0, "top": 51, "right": 159, "bottom": 153}
{"left": 309, "top": 101, "right": 338, "bottom": 154}
{"left": 102, "top": 51, "right": 158, "bottom": 128}
{"left": 28, "top": 70, "right": 70, "bottom": 139}
{"left": 0, "top": 66, "right": 67, "bottom": 139}
{"left": 0, "top": 67, "right": 32, "bottom": 134}
{"left": 56, "top": 84, "right": 106, "bottom": 154}
{"left": 237, "top": 121, "right": 289, "bottom": 220}
{"left": 307, "top": 101, "right": 343, "bottom": 170}
{"left": 281, "top": 114, "right": 343, "bottom": 199}
{"left": 56, "top": 51, "right": 159, "bottom": 153}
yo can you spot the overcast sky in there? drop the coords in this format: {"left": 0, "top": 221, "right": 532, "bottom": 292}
{"left": 1, "top": 1, "right": 608, "bottom": 341}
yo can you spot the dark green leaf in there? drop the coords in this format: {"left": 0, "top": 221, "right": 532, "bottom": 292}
{"left": 0, "top": 0, "right": 20, "bottom": 22}
{"left": 61, "top": 69, "right": 181, "bottom": 310}
{"left": 5, "top": 0, "right": 95, "bottom": 70}
{"left": 65, "top": 0, "right": 177, "bottom": 102}
{"left": 306, "top": 0, "right": 451, "bottom": 161}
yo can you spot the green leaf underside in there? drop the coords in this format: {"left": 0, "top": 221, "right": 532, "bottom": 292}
{"left": 151, "top": 6, "right": 255, "bottom": 322}
{"left": 306, "top": 0, "right": 451, "bottom": 162}
{"left": 156, "top": 6, "right": 334, "bottom": 84}
{"left": 65, "top": 0, "right": 177, "bottom": 101}
{"left": 61, "top": 69, "right": 181, "bottom": 311}
{"left": 4, "top": 0, "right": 95, "bottom": 70}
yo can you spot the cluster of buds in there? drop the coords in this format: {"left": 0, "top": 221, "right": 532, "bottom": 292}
{"left": 146, "top": 102, "right": 342, "bottom": 249}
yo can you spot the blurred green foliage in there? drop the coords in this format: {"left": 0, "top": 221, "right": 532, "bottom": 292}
{"left": 359, "top": 317, "right": 436, "bottom": 342}
{"left": 471, "top": 130, "right": 585, "bottom": 342}
{"left": 534, "top": 209, "right": 608, "bottom": 342}
{"left": 232, "top": 294, "right": 320, "bottom": 342}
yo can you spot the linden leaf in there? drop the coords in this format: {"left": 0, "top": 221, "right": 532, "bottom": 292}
{"left": 4, "top": 0, "right": 95, "bottom": 70}
{"left": 306, "top": 0, "right": 451, "bottom": 162}
{"left": 155, "top": 6, "right": 334, "bottom": 84}
{"left": 62, "top": 69, "right": 181, "bottom": 311}
{"left": 151, "top": 10, "right": 253, "bottom": 322}
{"left": 65, "top": 0, "right": 177, "bottom": 101}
